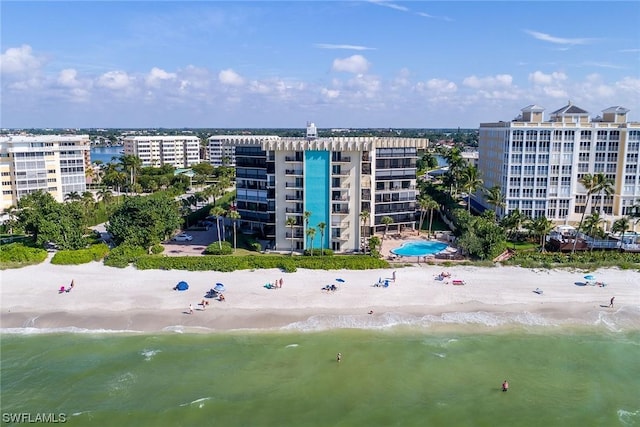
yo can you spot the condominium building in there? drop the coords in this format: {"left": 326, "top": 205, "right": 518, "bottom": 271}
{"left": 207, "top": 136, "right": 257, "bottom": 167}
{"left": 478, "top": 103, "right": 640, "bottom": 230}
{"left": 123, "top": 136, "right": 201, "bottom": 168}
{"left": 228, "top": 123, "right": 428, "bottom": 253}
{"left": 0, "top": 135, "right": 90, "bottom": 210}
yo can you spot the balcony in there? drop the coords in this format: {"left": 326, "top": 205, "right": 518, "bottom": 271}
{"left": 285, "top": 169, "right": 303, "bottom": 175}
{"left": 332, "top": 209, "right": 350, "bottom": 215}
{"left": 285, "top": 182, "right": 303, "bottom": 188}
{"left": 333, "top": 156, "right": 351, "bottom": 163}
{"left": 285, "top": 156, "right": 303, "bottom": 162}
{"left": 285, "top": 195, "right": 302, "bottom": 201}
{"left": 285, "top": 208, "right": 302, "bottom": 214}
{"left": 285, "top": 232, "right": 304, "bottom": 239}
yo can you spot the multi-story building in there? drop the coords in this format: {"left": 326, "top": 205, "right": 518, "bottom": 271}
{"left": 123, "top": 136, "right": 200, "bottom": 168}
{"left": 478, "top": 103, "right": 640, "bottom": 231}
{"left": 207, "top": 136, "right": 261, "bottom": 167}
{"left": 0, "top": 135, "right": 90, "bottom": 210}
{"left": 229, "top": 123, "right": 428, "bottom": 253}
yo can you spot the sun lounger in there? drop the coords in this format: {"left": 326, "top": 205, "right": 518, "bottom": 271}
{"left": 452, "top": 280, "right": 465, "bottom": 286}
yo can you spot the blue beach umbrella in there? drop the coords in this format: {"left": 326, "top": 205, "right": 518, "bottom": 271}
{"left": 214, "top": 283, "right": 226, "bottom": 292}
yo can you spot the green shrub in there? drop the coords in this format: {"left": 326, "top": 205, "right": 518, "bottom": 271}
{"left": 51, "top": 244, "right": 110, "bottom": 265}
{"left": 505, "top": 250, "right": 640, "bottom": 270}
{"left": 104, "top": 244, "right": 147, "bottom": 268}
{"left": 303, "top": 249, "right": 334, "bottom": 256}
{"left": 134, "top": 254, "right": 388, "bottom": 272}
{"left": 150, "top": 244, "right": 165, "bottom": 255}
{"left": 0, "top": 243, "right": 48, "bottom": 268}
{"left": 250, "top": 242, "right": 262, "bottom": 252}
{"left": 204, "top": 241, "right": 233, "bottom": 255}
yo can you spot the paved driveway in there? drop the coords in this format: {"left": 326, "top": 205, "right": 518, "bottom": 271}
{"left": 162, "top": 227, "right": 221, "bottom": 257}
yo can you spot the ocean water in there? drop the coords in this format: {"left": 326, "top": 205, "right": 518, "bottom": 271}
{"left": 2, "top": 324, "right": 639, "bottom": 427}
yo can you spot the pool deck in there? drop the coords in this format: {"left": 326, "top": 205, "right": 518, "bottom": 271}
{"left": 379, "top": 230, "right": 466, "bottom": 264}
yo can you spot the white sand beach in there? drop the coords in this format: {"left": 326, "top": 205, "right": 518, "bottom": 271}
{"left": 1, "top": 259, "right": 639, "bottom": 332}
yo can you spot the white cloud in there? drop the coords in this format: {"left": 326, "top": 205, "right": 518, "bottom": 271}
{"left": 219, "top": 68, "right": 244, "bottom": 86}
{"left": 463, "top": 74, "right": 513, "bottom": 89}
{"left": 425, "top": 78, "right": 457, "bottom": 93}
{"left": 529, "top": 71, "right": 567, "bottom": 85}
{"left": 616, "top": 76, "right": 640, "bottom": 93}
{"left": 57, "top": 69, "right": 81, "bottom": 87}
{"left": 368, "top": 0, "right": 409, "bottom": 12}
{"left": 524, "top": 30, "right": 592, "bottom": 45}
{"left": 332, "top": 55, "right": 370, "bottom": 74}
{"left": 96, "top": 71, "right": 133, "bottom": 90}
{"left": 0, "top": 45, "right": 44, "bottom": 75}
{"left": 321, "top": 88, "right": 340, "bottom": 99}
{"left": 145, "top": 67, "right": 177, "bottom": 87}
{"left": 314, "top": 43, "right": 376, "bottom": 51}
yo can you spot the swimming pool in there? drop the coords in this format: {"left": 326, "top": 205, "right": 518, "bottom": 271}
{"left": 391, "top": 240, "right": 448, "bottom": 257}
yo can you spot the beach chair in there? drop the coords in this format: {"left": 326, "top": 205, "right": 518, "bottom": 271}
{"left": 452, "top": 280, "right": 466, "bottom": 286}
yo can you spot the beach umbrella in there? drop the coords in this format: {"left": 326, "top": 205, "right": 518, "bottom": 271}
{"left": 176, "top": 281, "right": 189, "bottom": 291}
{"left": 214, "top": 283, "right": 226, "bottom": 292}
{"left": 336, "top": 278, "right": 345, "bottom": 283}
{"left": 584, "top": 275, "right": 595, "bottom": 281}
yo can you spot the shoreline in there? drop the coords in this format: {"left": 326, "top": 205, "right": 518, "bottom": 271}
{"left": 1, "top": 261, "right": 639, "bottom": 334}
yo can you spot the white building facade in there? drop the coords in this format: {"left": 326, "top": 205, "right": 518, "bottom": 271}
{"left": 228, "top": 124, "right": 428, "bottom": 253}
{"left": 478, "top": 103, "right": 640, "bottom": 230}
{"left": 0, "top": 135, "right": 90, "bottom": 210}
{"left": 123, "top": 136, "right": 201, "bottom": 168}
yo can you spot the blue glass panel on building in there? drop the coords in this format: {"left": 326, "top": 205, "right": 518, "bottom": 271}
{"left": 304, "top": 150, "right": 330, "bottom": 250}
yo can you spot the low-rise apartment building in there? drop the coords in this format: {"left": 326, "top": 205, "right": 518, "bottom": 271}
{"left": 123, "top": 136, "right": 200, "bottom": 168}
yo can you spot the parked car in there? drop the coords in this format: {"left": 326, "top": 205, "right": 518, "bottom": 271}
{"left": 173, "top": 233, "right": 193, "bottom": 242}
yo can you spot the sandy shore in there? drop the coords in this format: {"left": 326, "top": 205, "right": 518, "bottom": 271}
{"left": 1, "top": 259, "right": 639, "bottom": 333}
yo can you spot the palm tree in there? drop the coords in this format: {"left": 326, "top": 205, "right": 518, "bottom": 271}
{"left": 528, "top": 216, "right": 554, "bottom": 251}
{"left": 210, "top": 206, "right": 226, "bottom": 250}
{"left": 306, "top": 227, "right": 316, "bottom": 256}
{"left": 286, "top": 216, "right": 297, "bottom": 255}
{"left": 485, "top": 185, "right": 506, "bottom": 220}
{"left": 417, "top": 196, "right": 430, "bottom": 235}
{"left": 501, "top": 209, "right": 525, "bottom": 249}
{"left": 594, "top": 173, "right": 615, "bottom": 230}
{"left": 119, "top": 154, "right": 143, "bottom": 192}
{"left": 227, "top": 210, "right": 241, "bottom": 252}
{"left": 381, "top": 215, "right": 393, "bottom": 244}
{"left": 359, "top": 210, "right": 369, "bottom": 253}
{"left": 611, "top": 217, "right": 630, "bottom": 237}
{"left": 2, "top": 206, "right": 17, "bottom": 234}
{"left": 460, "top": 165, "right": 483, "bottom": 213}
{"left": 317, "top": 222, "right": 326, "bottom": 257}
{"left": 572, "top": 173, "right": 607, "bottom": 253}
{"left": 64, "top": 191, "right": 82, "bottom": 202}
{"left": 442, "top": 147, "right": 466, "bottom": 197}
{"left": 303, "top": 210, "right": 312, "bottom": 238}
{"left": 96, "top": 187, "right": 113, "bottom": 206}
{"left": 425, "top": 198, "right": 440, "bottom": 238}
{"left": 583, "top": 212, "right": 605, "bottom": 251}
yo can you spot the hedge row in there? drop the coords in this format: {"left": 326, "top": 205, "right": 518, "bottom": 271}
{"left": 51, "top": 244, "right": 110, "bottom": 265}
{"left": 0, "top": 243, "right": 48, "bottom": 269}
{"left": 505, "top": 250, "right": 640, "bottom": 270}
{"left": 134, "top": 254, "right": 389, "bottom": 272}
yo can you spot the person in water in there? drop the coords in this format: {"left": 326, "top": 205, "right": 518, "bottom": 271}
{"left": 502, "top": 380, "right": 509, "bottom": 392}
{"left": 336, "top": 352, "right": 342, "bottom": 363}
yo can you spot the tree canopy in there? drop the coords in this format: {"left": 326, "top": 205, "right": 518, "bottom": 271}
{"left": 107, "top": 194, "right": 182, "bottom": 248}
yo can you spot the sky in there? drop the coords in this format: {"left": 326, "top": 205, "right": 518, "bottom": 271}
{"left": 1, "top": 1, "right": 639, "bottom": 129}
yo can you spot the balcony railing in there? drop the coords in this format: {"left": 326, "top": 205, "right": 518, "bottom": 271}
{"left": 332, "top": 209, "right": 349, "bottom": 215}
{"left": 285, "top": 169, "right": 303, "bottom": 175}
{"left": 285, "top": 195, "right": 302, "bottom": 201}
{"left": 285, "top": 208, "right": 302, "bottom": 213}
{"left": 285, "top": 156, "right": 303, "bottom": 162}
{"left": 333, "top": 156, "right": 351, "bottom": 163}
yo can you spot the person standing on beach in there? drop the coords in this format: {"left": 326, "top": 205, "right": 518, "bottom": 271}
{"left": 188, "top": 304, "right": 194, "bottom": 314}
{"left": 279, "top": 278, "right": 283, "bottom": 288}
{"left": 609, "top": 297, "right": 615, "bottom": 308}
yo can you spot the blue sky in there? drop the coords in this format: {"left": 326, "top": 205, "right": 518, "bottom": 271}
{"left": 1, "top": 1, "right": 639, "bottom": 128}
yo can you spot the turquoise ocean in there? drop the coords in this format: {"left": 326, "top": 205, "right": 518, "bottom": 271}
{"left": 2, "top": 324, "right": 639, "bottom": 427}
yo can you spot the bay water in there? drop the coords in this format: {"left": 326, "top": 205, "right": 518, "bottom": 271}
{"left": 2, "top": 325, "right": 639, "bottom": 426}
{"left": 90, "top": 146, "right": 123, "bottom": 165}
